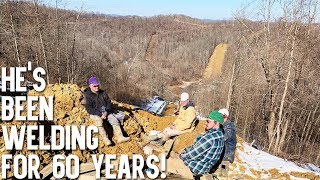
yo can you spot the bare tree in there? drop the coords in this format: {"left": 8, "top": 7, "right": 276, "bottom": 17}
{"left": 8, "top": 1, "right": 21, "bottom": 66}
{"left": 33, "top": 0, "right": 50, "bottom": 83}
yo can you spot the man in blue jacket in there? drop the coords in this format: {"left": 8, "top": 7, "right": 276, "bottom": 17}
{"left": 84, "top": 77, "right": 130, "bottom": 146}
{"left": 218, "top": 108, "right": 237, "bottom": 176}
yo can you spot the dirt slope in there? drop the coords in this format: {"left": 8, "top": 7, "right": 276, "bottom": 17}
{"left": 203, "top": 43, "right": 228, "bottom": 79}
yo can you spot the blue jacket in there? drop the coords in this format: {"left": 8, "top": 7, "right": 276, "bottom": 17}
{"left": 223, "top": 120, "right": 237, "bottom": 163}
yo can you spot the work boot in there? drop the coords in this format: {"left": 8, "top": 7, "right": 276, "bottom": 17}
{"left": 151, "top": 133, "right": 169, "bottom": 146}
{"left": 162, "top": 134, "right": 170, "bottom": 141}
{"left": 113, "top": 125, "right": 130, "bottom": 143}
{"left": 98, "top": 127, "right": 112, "bottom": 146}
{"left": 103, "top": 137, "right": 112, "bottom": 146}
{"left": 142, "top": 133, "right": 161, "bottom": 142}
{"left": 220, "top": 161, "right": 229, "bottom": 177}
{"left": 150, "top": 138, "right": 166, "bottom": 146}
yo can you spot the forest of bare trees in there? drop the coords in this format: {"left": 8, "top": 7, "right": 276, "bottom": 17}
{"left": 225, "top": 0, "right": 320, "bottom": 164}
{"left": 0, "top": 0, "right": 319, "bottom": 165}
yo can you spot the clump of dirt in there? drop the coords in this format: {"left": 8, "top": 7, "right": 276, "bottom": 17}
{"left": 236, "top": 137, "right": 245, "bottom": 154}
{"left": 123, "top": 116, "right": 143, "bottom": 136}
{"left": 239, "top": 165, "right": 246, "bottom": 173}
{"left": 249, "top": 168, "right": 262, "bottom": 178}
{"left": 132, "top": 110, "right": 175, "bottom": 132}
{"left": 290, "top": 171, "right": 320, "bottom": 180}
{"left": 237, "top": 174, "right": 255, "bottom": 180}
{"left": 172, "top": 121, "right": 206, "bottom": 153}
{"left": 163, "top": 103, "right": 177, "bottom": 116}
{"left": 268, "top": 168, "right": 290, "bottom": 179}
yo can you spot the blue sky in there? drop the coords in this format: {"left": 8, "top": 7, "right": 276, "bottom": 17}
{"left": 44, "top": 0, "right": 251, "bottom": 20}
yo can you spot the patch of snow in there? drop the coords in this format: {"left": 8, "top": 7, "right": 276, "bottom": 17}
{"left": 301, "top": 163, "right": 320, "bottom": 173}
{"left": 238, "top": 143, "right": 320, "bottom": 176}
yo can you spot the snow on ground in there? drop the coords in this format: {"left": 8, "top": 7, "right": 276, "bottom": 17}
{"left": 239, "top": 143, "right": 314, "bottom": 173}
{"left": 302, "top": 163, "right": 320, "bottom": 173}
{"left": 233, "top": 142, "right": 320, "bottom": 179}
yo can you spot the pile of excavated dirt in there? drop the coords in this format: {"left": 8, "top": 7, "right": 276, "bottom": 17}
{"left": 1, "top": 84, "right": 98, "bottom": 178}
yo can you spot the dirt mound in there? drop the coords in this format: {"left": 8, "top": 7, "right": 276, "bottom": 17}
{"left": 1, "top": 84, "right": 95, "bottom": 177}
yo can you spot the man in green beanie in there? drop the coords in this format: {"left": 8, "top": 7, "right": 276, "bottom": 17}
{"left": 166, "top": 111, "right": 224, "bottom": 179}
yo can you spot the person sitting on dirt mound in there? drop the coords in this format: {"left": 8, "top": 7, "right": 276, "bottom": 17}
{"left": 143, "top": 92, "right": 197, "bottom": 145}
{"left": 216, "top": 108, "right": 237, "bottom": 176}
{"left": 166, "top": 110, "right": 224, "bottom": 179}
{"left": 219, "top": 108, "right": 237, "bottom": 162}
{"left": 83, "top": 77, "right": 130, "bottom": 146}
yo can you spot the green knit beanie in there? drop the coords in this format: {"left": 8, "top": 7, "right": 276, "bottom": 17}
{"left": 207, "top": 111, "right": 224, "bottom": 124}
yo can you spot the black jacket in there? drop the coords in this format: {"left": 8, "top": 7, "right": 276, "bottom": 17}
{"left": 83, "top": 87, "right": 112, "bottom": 116}
{"left": 223, "top": 120, "right": 237, "bottom": 163}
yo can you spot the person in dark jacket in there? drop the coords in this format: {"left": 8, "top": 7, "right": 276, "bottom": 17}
{"left": 218, "top": 108, "right": 237, "bottom": 177}
{"left": 218, "top": 108, "right": 236, "bottom": 162}
{"left": 84, "top": 77, "right": 130, "bottom": 146}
